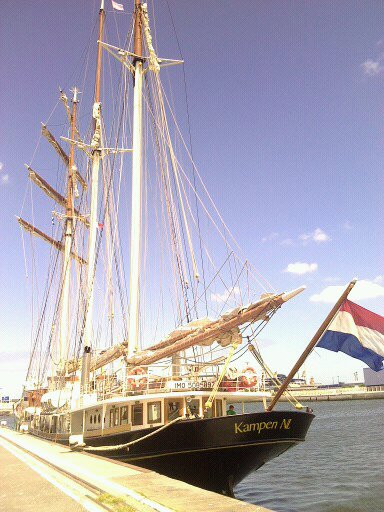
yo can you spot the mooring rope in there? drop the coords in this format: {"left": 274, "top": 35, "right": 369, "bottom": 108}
{"left": 77, "top": 415, "right": 183, "bottom": 452}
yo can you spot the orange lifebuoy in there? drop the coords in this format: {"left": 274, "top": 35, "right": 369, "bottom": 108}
{"left": 127, "top": 367, "right": 148, "bottom": 391}
{"left": 239, "top": 367, "right": 258, "bottom": 388}
{"left": 222, "top": 378, "right": 237, "bottom": 392}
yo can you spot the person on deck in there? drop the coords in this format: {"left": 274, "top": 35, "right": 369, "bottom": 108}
{"left": 226, "top": 405, "right": 236, "bottom": 415}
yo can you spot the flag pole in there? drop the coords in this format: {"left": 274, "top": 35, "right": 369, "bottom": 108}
{"left": 267, "top": 279, "right": 357, "bottom": 412}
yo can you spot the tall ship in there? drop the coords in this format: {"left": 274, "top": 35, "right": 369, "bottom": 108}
{"left": 16, "top": 0, "right": 314, "bottom": 496}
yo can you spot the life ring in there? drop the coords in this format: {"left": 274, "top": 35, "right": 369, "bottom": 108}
{"left": 222, "top": 378, "right": 237, "bottom": 392}
{"left": 127, "top": 367, "right": 148, "bottom": 391}
{"left": 239, "top": 367, "right": 258, "bottom": 388}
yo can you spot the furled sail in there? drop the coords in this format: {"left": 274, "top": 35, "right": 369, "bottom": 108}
{"left": 26, "top": 165, "right": 89, "bottom": 226}
{"left": 17, "top": 217, "right": 86, "bottom": 265}
{"left": 41, "top": 124, "right": 87, "bottom": 190}
{"left": 66, "top": 287, "right": 304, "bottom": 373}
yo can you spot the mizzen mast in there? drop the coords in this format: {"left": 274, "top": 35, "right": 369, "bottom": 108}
{"left": 128, "top": 0, "right": 144, "bottom": 356}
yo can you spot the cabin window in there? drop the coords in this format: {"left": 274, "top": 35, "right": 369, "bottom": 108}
{"left": 188, "top": 398, "right": 200, "bottom": 418}
{"left": 90, "top": 415, "right": 93, "bottom": 424}
{"left": 109, "top": 408, "right": 119, "bottom": 427}
{"left": 94, "top": 414, "right": 97, "bottom": 424}
{"left": 131, "top": 404, "right": 143, "bottom": 426}
{"left": 167, "top": 401, "right": 181, "bottom": 421}
{"left": 203, "top": 397, "right": 213, "bottom": 419}
{"left": 215, "top": 399, "right": 223, "bottom": 417}
{"left": 147, "top": 402, "right": 161, "bottom": 424}
{"left": 98, "top": 414, "right": 101, "bottom": 424}
{"left": 120, "top": 406, "right": 128, "bottom": 425}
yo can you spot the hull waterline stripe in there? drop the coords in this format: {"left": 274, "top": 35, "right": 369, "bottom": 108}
{"left": 113, "top": 438, "right": 302, "bottom": 462}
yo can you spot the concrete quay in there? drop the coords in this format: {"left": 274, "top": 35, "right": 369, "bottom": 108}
{"left": 0, "top": 427, "right": 273, "bottom": 512}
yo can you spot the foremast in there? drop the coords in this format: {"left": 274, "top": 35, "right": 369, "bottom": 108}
{"left": 59, "top": 88, "right": 79, "bottom": 375}
{"left": 128, "top": 0, "right": 144, "bottom": 357}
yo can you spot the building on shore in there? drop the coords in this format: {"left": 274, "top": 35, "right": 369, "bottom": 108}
{"left": 364, "top": 368, "right": 384, "bottom": 392}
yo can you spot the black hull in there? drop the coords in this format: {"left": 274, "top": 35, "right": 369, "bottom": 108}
{"left": 31, "top": 410, "right": 313, "bottom": 495}
{"left": 83, "top": 410, "right": 314, "bottom": 495}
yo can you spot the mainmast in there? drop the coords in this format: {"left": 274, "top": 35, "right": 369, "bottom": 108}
{"left": 83, "top": 0, "right": 105, "bottom": 352}
{"left": 128, "top": 0, "right": 144, "bottom": 356}
{"left": 59, "top": 88, "right": 78, "bottom": 374}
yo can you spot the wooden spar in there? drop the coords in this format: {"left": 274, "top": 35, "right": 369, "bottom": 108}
{"left": 27, "top": 165, "right": 66, "bottom": 206}
{"left": 126, "top": 295, "right": 286, "bottom": 367}
{"left": 267, "top": 279, "right": 357, "bottom": 412}
{"left": 17, "top": 217, "right": 86, "bottom": 265}
{"left": 66, "top": 328, "right": 188, "bottom": 374}
{"left": 60, "top": 88, "right": 83, "bottom": 143}
{"left": 94, "top": 2, "right": 105, "bottom": 114}
{"left": 41, "top": 124, "right": 87, "bottom": 189}
{"left": 67, "top": 316, "right": 205, "bottom": 373}
{"left": 41, "top": 124, "right": 69, "bottom": 165}
{"left": 66, "top": 287, "right": 305, "bottom": 373}
{"left": 133, "top": 0, "right": 143, "bottom": 60}
{"left": 25, "top": 165, "right": 89, "bottom": 227}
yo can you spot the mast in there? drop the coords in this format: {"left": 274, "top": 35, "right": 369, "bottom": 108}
{"left": 128, "top": 0, "right": 144, "bottom": 356}
{"left": 83, "top": 0, "right": 105, "bottom": 353}
{"left": 59, "top": 88, "right": 78, "bottom": 374}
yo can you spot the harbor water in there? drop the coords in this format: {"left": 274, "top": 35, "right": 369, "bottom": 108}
{"left": 236, "top": 399, "right": 384, "bottom": 512}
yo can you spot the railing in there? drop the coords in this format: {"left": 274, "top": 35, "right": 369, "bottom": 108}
{"left": 88, "top": 368, "right": 261, "bottom": 401}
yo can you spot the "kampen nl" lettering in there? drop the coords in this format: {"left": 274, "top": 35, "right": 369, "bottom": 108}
{"left": 234, "top": 418, "right": 292, "bottom": 434}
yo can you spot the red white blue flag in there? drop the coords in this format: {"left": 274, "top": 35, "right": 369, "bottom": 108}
{"left": 317, "top": 299, "right": 384, "bottom": 371}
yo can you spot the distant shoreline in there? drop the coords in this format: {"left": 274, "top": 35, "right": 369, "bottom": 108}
{"left": 277, "top": 387, "right": 384, "bottom": 402}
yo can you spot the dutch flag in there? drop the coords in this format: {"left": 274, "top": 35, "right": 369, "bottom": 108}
{"left": 317, "top": 299, "right": 384, "bottom": 371}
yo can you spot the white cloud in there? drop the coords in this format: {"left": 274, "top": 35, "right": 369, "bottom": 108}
{"left": 261, "top": 232, "right": 279, "bottom": 243}
{"left": 0, "top": 162, "right": 4, "bottom": 172}
{"left": 313, "top": 228, "right": 330, "bottom": 243}
{"left": 361, "top": 59, "right": 382, "bottom": 75}
{"left": 284, "top": 262, "right": 318, "bottom": 275}
{"left": 299, "top": 228, "right": 330, "bottom": 245}
{"left": 211, "top": 286, "right": 240, "bottom": 303}
{"left": 310, "top": 279, "right": 384, "bottom": 303}
{"left": 373, "top": 275, "right": 384, "bottom": 284}
{"left": 1, "top": 173, "right": 9, "bottom": 184}
{"left": 324, "top": 276, "right": 341, "bottom": 283}
{"left": 280, "top": 238, "right": 294, "bottom": 246}
{"left": 342, "top": 220, "right": 353, "bottom": 230}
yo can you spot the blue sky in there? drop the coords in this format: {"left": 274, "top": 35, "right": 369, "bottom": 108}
{"left": 1, "top": 0, "right": 384, "bottom": 397}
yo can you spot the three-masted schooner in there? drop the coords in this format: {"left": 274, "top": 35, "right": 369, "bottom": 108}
{"left": 16, "top": 0, "right": 314, "bottom": 496}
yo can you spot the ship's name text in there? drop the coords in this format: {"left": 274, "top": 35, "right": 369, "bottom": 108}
{"left": 234, "top": 418, "right": 292, "bottom": 434}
